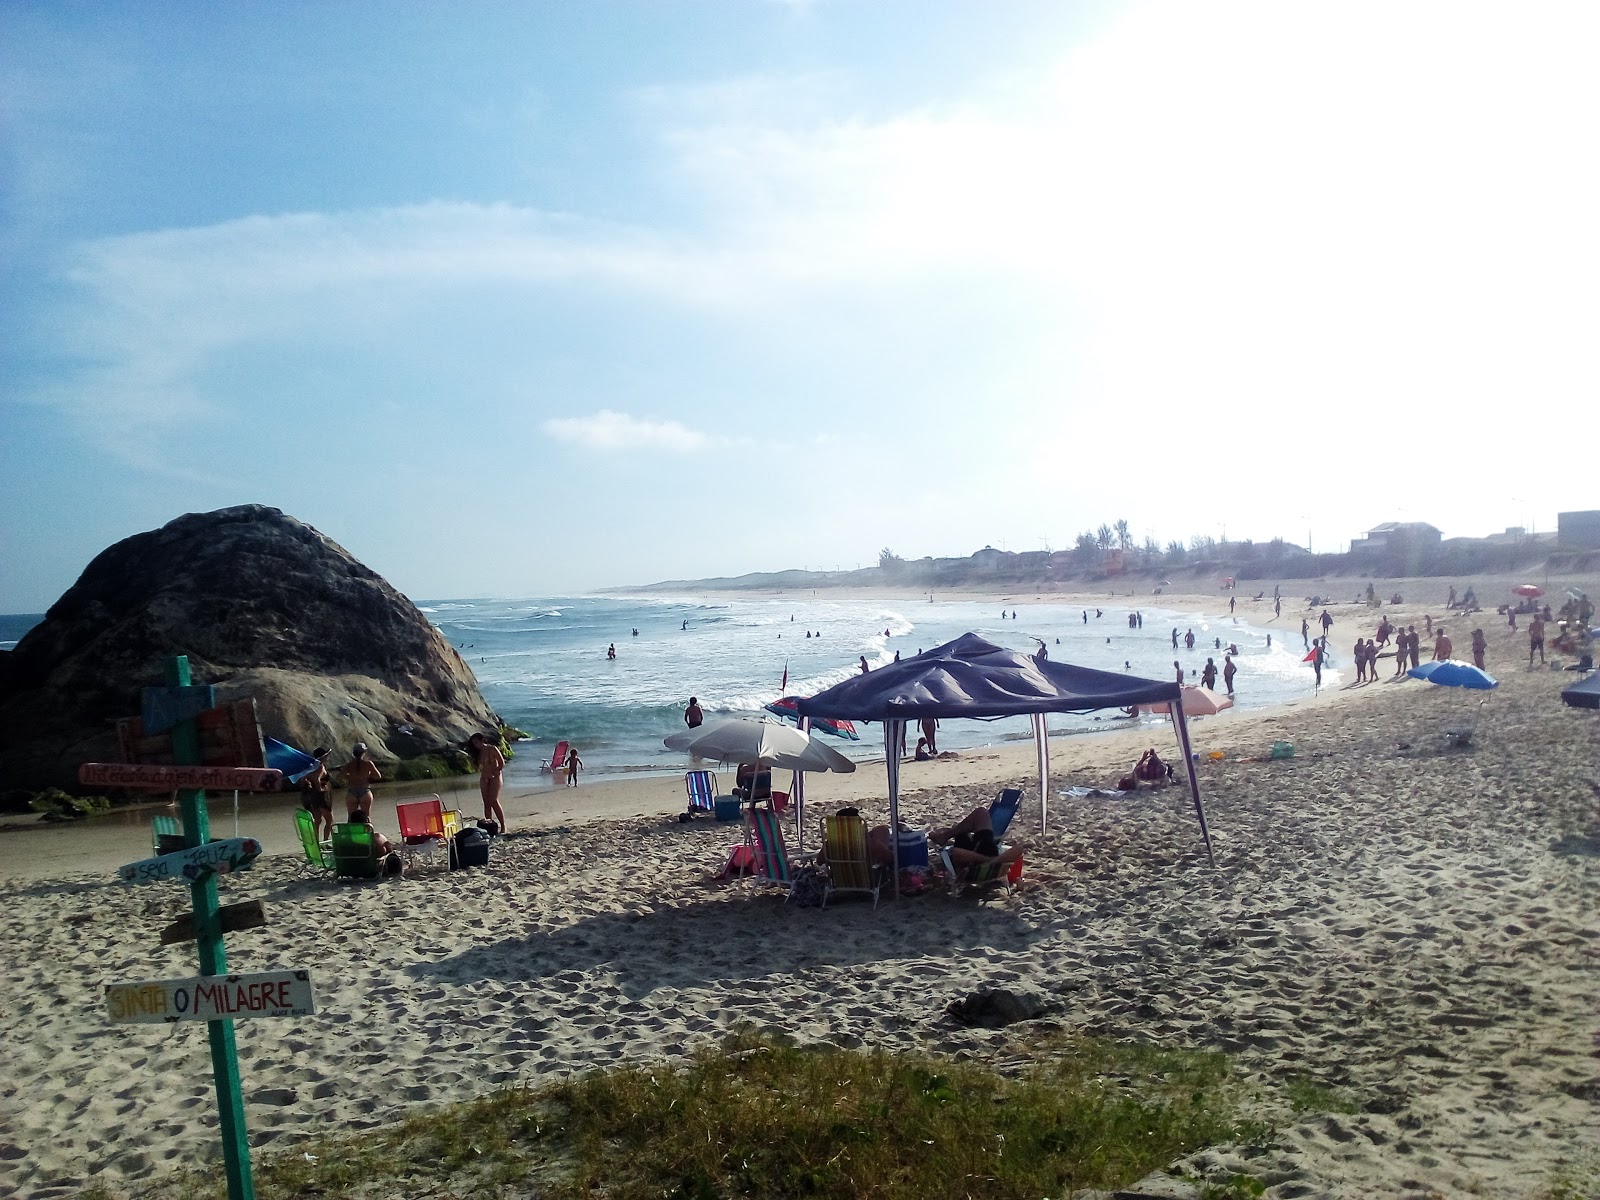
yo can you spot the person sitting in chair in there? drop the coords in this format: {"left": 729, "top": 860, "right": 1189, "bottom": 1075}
{"left": 929, "top": 805, "right": 1024, "bottom": 877}
{"left": 347, "top": 811, "right": 398, "bottom": 859}
{"left": 734, "top": 761, "right": 772, "bottom": 801}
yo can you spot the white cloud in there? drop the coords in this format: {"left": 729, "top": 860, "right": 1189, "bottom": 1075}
{"left": 543, "top": 409, "right": 713, "bottom": 452}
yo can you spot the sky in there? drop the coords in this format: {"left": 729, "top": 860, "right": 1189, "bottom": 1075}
{"left": 3, "top": 1, "right": 1598, "bottom": 612}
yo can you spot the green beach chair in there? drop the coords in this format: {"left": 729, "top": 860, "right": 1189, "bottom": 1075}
{"left": 821, "top": 813, "right": 880, "bottom": 909}
{"left": 151, "top": 814, "right": 185, "bottom": 854}
{"left": 938, "top": 846, "right": 1021, "bottom": 898}
{"left": 294, "top": 808, "right": 332, "bottom": 872}
{"left": 331, "top": 821, "right": 381, "bottom": 880}
{"left": 748, "top": 806, "right": 812, "bottom": 894}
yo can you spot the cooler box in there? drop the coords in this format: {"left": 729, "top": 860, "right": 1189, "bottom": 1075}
{"left": 452, "top": 827, "right": 490, "bottom": 868}
{"left": 895, "top": 830, "right": 929, "bottom": 868}
{"left": 713, "top": 797, "right": 742, "bottom": 822}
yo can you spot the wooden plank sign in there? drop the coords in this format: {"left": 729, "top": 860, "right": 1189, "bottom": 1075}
{"left": 115, "top": 699, "right": 267, "bottom": 769}
{"left": 119, "top": 837, "right": 262, "bottom": 884}
{"left": 106, "top": 969, "right": 314, "bottom": 1025}
{"left": 79, "top": 763, "right": 282, "bottom": 792}
{"left": 159, "top": 900, "right": 268, "bottom": 946}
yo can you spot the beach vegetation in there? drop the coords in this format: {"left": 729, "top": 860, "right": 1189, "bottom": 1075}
{"left": 1281, "top": 1075, "right": 1361, "bottom": 1115}
{"left": 93, "top": 1031, "right": 1265, "bottom": 1200}
{"left": 1166, "top": 540, "right": 1187, "bottom": 564}
{"left": 27, "top": 787, "right": 111, "bottom": 820}
{"left": 1198, "top": 1173, "right": 1268, "bottom": 1199}
{"left": 394, "top": 751, "right": 474, "bottom": 781}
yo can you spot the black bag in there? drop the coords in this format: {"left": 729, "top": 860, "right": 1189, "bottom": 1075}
{"left": 453, "top": 827, "right": 490, "bottom": 869}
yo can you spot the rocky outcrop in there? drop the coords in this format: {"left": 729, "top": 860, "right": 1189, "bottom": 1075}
{"left": 0, "top": 505, "right": 499, "bottom": 793}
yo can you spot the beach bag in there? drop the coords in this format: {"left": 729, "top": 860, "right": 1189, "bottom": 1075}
{"left": 787, "top": 865, "right": 826, "bottom": 907}
{"left": 453, "top": 827, "right": 490, "bottom": 869}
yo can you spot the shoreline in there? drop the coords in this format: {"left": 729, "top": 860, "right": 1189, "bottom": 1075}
{"left": 0, "top": 613, "right": 1595, "bottom": 1197}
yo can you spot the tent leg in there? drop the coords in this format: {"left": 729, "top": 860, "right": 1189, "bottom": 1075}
{"left": 1171, "top": 707, "right": 1216, "bottom": 867}
{"left": 795, "top": 716, "right": 809, "bottom": 853}
{"left": 886, "top": 719, "right": 902, "bottom": 898}
{"left": 1032, "top": 713, "right": 1050, "bottom": 832}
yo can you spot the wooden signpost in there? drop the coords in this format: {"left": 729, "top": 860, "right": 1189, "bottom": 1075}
{"left": 107, "top": 969, "right": 313, "bottom": 1024}
{"left": 99, "top": 656, "right": 309, "bottom": 1200}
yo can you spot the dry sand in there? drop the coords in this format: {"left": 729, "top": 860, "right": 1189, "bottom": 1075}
{"left": 0, "top": 594, "right": 1596, "bottom": 1198}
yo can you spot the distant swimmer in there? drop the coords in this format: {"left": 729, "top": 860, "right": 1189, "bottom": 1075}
{"left": 884, "top": 628, "right": 891, "bottom": 637}
{"left": 893, "top": 650, "right": 901, "bottom": 662}
{"left": 684, "top": 697, "right": 704, "bottom": 728}
{"left": 805, "top": 631, "right": 811, "bottom": 638}
{"left": 632, "top": 628, "right": 638, "bottom": 636}
{"left": 682, "top": 619, "right": 687, "bottom": 630}
{"left": 607, "top": 643, "right": 616, "bottom": 660}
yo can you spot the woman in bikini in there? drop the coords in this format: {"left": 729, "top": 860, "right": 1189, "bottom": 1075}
{"left": 468, "top": 733, "right": 508, "bottom": 830}
{"left": 341, "top": 742, "right": 383, "bottom": 819}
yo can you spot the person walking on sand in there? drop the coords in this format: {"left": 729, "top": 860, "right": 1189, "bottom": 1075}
{"left": 1229, "top": 594, "right": 1235, "bottom": 614}
{"left": 920, "top": 716, "right": 939, "bottom": 755}
{"left": 1201, "top": 657, "right": 1218, "bottom": 689}
{"left": 1408, "top": 626, "right": 1422, "bottom": 669}
{"left": 1433, "top": 627, "right": 1453, "bottom": 661}
{"left": 467, "top": 733, "right": 507, "bottom": 831}
{"left": 1471, "top": 629, "right": 1488, "bottom": 670}
{"left": 564, "top": 746, "right": 584, "bottom": 787}
{"left": 1529, "top": 615, "right": 1546, "bottom": 665}
{"left": 1223, "top": 655, "right": 1237, "bottom": 695}
{"left": 340, "top": 742, "right": 382, "bottom": 820}
{"left": 684, "top": 697, "right": 704, "bottom": 729}
{"left": 1319, "top": 609, "right": 1333, "bottom": 638}
{"left": 1354, "top": 637, "right": 1367, "bottom": 683}
{"left": 1311, "top": 640, "right": 1323, "bottom": 689}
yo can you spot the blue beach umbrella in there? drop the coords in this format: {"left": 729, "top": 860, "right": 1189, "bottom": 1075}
{"left": 1408, "top": 660, "right": 1497, "bottom": 689}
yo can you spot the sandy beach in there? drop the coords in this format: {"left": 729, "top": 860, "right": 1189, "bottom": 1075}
{"left": 0, "top": 593, "right": 1596, "bottom": 1198}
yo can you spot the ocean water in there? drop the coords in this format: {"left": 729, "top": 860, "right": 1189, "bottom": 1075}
{"left": 425, "top": 594, "right": 1329, "bottom": 785}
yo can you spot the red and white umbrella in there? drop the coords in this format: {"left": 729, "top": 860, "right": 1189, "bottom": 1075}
{"left": 1513, "top": 584, "right": 1543, "bottom": 598}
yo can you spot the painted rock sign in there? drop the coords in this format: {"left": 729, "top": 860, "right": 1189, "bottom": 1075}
{"left": 80, "top": 763, "right": 282, "bottom": 792}
{"left": 106, "top": 969, "right": 314, "bottom": 1025}
{"left": 119, "top": 837, "right": 262, "bottom": 884}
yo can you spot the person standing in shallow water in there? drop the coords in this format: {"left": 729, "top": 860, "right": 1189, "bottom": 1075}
{"left": 468, "top": 733, "right": 507, "bottom": 831}
{"left": 564, "top": 746, "right": 584, "bottom": 787}
{"left": 859, "top": 656, "right": 870, "bottom": 673}
{"left": 1201, "top": 657, "right": 1217, "bottom": 689}
{"left": 1223, "top": 655, "right": 1237, "bottom": 695}
{"left": 684, "top": 697, "right": 703, "bottom": 728}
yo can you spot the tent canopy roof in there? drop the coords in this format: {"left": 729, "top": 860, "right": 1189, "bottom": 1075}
{"left": 796, "top": 632, "right": 1182, "bottom": 721}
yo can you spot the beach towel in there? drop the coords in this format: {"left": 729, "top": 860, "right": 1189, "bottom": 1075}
{"left": 1062, "top": 786, "right": 1128, "bottom": 799}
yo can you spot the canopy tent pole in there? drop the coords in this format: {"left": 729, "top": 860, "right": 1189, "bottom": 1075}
{"left": 885, "top": 718, "right": 902, "bottom": 898}
{"left": 794, "top": 717, "right": 809, "bottom": 851}
{"left": 1170, "top": 706, "right": 1217, "bottom": 867}
{"left": 1031, "top": 712, "right": 1050, "bottom": 832}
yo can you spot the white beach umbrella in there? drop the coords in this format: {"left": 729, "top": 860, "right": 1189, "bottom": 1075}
{"left": 663, "top": 717, "right": 813, "bottom": 765}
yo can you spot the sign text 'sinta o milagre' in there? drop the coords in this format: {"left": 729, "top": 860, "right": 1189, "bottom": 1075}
{"left": 79, "top": 763, "right": 283, "bottom": 792}
{"left": 106, "top": 970, "right": 315, "bottom": 1025}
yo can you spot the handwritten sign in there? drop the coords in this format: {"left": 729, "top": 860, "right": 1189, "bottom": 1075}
{"left": 80, "top": 763, "right": 282, "bottom": 792}
{"left": 119, "top": 837, "right": 262, "bottom": 885}
{"left": 106, "top": 969, "right": 314, "bottom": 1025}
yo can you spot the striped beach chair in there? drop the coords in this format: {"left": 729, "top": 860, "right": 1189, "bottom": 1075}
{"left": 821, "top": 813, "right": 880, "bottom": 909}
{"left": 685, "top": 769, "right": 719, "bottom": 815}
{"left": 747, "top": 806, "right": 811, "bottom": 893}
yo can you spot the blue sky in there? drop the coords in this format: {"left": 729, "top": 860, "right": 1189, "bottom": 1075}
{"left": 4, "top": 1, "right": 1597, "bottom": 612}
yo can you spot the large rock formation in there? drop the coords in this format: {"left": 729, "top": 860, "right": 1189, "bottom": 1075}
{"left": 0, "top": 505, "right": 500, "bottom": 793}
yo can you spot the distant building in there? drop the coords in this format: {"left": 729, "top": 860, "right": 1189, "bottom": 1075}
{"left": 1558, "top": 510, "right": 1600, "bottom": 549}
{"left": 1350, "top": 521, "right": 1442, "bottom": 557}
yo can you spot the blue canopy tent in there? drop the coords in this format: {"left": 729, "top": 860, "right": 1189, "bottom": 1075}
{"left": 1561, "top": 672, "right": 1600, "bottom": 710}
{"left": 797, "top": 633, "right": 1217, "bottom": 894}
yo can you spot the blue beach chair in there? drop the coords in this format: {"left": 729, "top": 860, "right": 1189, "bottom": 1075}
{"left": 989, "top": 788, "right": 1022, "bottom": 838}
{"left": 685, "top": 770, "right": 719, "bottom": 815}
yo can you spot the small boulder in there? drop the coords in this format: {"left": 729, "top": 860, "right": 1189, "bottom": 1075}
{"left": 945, "top": 987, "right": 1046, "bottom": 1028}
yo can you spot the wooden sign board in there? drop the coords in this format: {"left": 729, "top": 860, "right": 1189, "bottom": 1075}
{"left": 115, "top": 699, "right": 266, "bottom": 770}
{"left": 119, "top": 837, "right": 262, "bottom": 885}
{"left": 159, "top": 900, "right": 268, "bottom": 946}
{"left": 80, "top": 763, "right": 282, "bottom": 792}
{"left": 106, "top": 969, "right": 314, "bottom": 1025}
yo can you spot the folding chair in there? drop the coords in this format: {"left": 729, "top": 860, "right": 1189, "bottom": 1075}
{"left": 747, "top": 806, "right": 813, "bottom": 894}
{"left": 821, "top": 813, "right": 881, "bottom": 909}
{"left": 938, "top": 846, "right": 1022, "bottom": 898}
{"left": 331, "top": 822, "right": 382, "bottom": 880}
{"left": 989, "top": 788, "right": 1022, "bottom": 838}
{"left": 293, "top": 809, "right": 333, "bottom": 872}
{"left": 151, "top": 814, "right": 185, "bottom": 855}
{"left": 685, "top": 769, "right": 719, "bottom": 815}
{"left": 396, "top": 796, "right": 458, "bottom": 870}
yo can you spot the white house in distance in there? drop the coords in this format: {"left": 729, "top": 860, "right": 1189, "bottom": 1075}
{"left": 1350, "top": 521, "right": 1443, "bottom": 557}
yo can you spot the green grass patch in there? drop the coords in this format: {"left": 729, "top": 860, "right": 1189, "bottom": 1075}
{"left": 1281, "top": 1075, "right": 1361, "bottom": 1115}
{"left": 95, "top": 1031, "right": 1263, "bottom": 1200}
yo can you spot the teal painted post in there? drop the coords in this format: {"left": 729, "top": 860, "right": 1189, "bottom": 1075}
{"left": 165, "top": 655, "right": 255, "bottom": 1200}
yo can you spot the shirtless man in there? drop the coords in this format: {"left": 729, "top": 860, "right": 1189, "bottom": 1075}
{"left": 1471, "top": 629, "right": 1488, "bottom": 669}
{"left": 1529, "top": 615, "right": 1546, "bottom": 665}
{"left": 684, "top": 697, "right": 704, "bottom": 728}
{"left": 340, "top": 742, "right": 383, "bottom": 819}
{"left": 1433, "top": 628, "right": 1453, "bottom": 661}
{"left": 1223, "top": 655, "right": 1237, "bottom": 695}
{"left": 468, "top": 733, "right": 508, "bottom": 830}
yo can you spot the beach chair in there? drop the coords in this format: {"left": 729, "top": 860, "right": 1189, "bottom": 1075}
{"left": 747, "top": 806, "right": 812, "bottom": 894}
{"left": 685, "top": 769, "right": 719, "bottom": 815}
{"left": 541, "top": 740, "right": 570, "bottom": 775}
{"left": 331, "top": 822, "right": 382, "bottom": 880}
{"left": 396, "top": 796, "right": 457, "bottom": 871}
{"left": 989, "top": 788, "right": 1022, "bottom": 838}
{"left": 938, "top": 847, "right": 1021, "bottom": 899}
{"left": 151, "top": 813, "right": 185, "bottom": 855}
{"left": 294, "top": 808, "right": 333, "bottom": 872}
{"left": 821, "top": 813, "right": 881, "bottom": 909}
